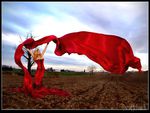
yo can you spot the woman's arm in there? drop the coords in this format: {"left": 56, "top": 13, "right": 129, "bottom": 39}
{"left": 41, "top": 43, "right": 49, "bottom": 57}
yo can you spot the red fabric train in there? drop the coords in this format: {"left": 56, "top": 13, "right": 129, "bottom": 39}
{"left": 14, "top": 31, "right": 142, "bottom": 98}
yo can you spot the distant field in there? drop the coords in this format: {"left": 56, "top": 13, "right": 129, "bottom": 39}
{"left": 2, "top": 70, "right": 148, "bottom": 109}
{"left": 3, "top": 69, "right": 91, "bottom": 77}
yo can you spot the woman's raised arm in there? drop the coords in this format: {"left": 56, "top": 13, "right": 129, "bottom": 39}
{"left": 41, "top": 43, "right": 49, "bottom": 57}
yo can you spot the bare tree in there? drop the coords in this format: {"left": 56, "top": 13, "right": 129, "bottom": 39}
{"left": 22, "top": 34, "right": 35, "bottom": 75}
{"left": 14, "top": 33, "right": 35, "bottom": 75}
{"left": 87, "top": 65, "right": 96, "bottom": 75}
{"left": 22, "top": 47, "right": 34, "bottom": 75}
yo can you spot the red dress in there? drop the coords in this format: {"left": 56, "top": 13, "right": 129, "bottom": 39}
{"left": 31, "top": 59, "right": 70, "bottom": 98}
{"left": 33, "top": 59, "right": 45, "bottom": 89}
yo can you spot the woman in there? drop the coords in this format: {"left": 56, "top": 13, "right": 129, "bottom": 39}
{"left": 27, "top": 43, "right": 49, "bottom": 89}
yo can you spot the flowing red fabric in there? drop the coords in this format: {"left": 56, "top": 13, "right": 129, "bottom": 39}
{"left": 13, "top": 35, "right": 70, "bottom": 98}
{"left": 13, "top": 31, "right": 142, "bottom": 98}
{"left": 53, "top": 31, "right": 142, "bottom": 74}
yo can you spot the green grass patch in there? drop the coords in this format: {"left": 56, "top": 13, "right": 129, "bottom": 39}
{"left": 44, "top": 71, "right": 90, "bottom": 77}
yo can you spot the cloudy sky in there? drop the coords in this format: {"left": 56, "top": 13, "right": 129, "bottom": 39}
{"left": 2, "top": 2, "right": 148, "bottom": 72}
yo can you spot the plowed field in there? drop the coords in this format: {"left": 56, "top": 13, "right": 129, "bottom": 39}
{"left": 2, "top": 71, "right": 148, "bottom": 110}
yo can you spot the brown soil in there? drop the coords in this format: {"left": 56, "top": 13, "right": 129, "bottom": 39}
{"left": 2, "top": 71, "right": 148, "bottom": 110}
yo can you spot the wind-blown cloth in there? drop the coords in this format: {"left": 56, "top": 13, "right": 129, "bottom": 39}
{"left": 14, "top": 31, "right": 142, "bottom": 98}
{"left": 15, "top": 31, "right": 141, "bottom": 75}
{"left": 53, "top": 31, "right": 142, "bottom": 74}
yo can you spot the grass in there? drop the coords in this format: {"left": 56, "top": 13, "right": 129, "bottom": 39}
{"left": 2, "top": 68, "right": 91, "bottom": 77}
{"left": 45, "top": 71, "right": 90, "bottom": 76}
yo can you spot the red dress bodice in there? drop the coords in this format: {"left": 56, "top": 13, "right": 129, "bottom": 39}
{"left": 35, "top": 59, "right": 45, "bottom": 70}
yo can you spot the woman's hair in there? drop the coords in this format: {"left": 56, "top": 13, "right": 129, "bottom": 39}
{"left": 33, "top": 48, "right": 42, "bottom": 60}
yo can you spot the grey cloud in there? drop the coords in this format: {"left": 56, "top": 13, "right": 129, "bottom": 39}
{"left": 2, "top": 2, "right": 54, "bottom": 34}
{"left": 2, "top": 42, "right": 16, "bottom": 64}
{"left": 2, "top": 25, "right": 18, "bottom": 34}
{"left": 130, "top": 27, "right": 148, "bottom": 53}
{"left": 53, "top": 4, "right": 123, "bottom": 36}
